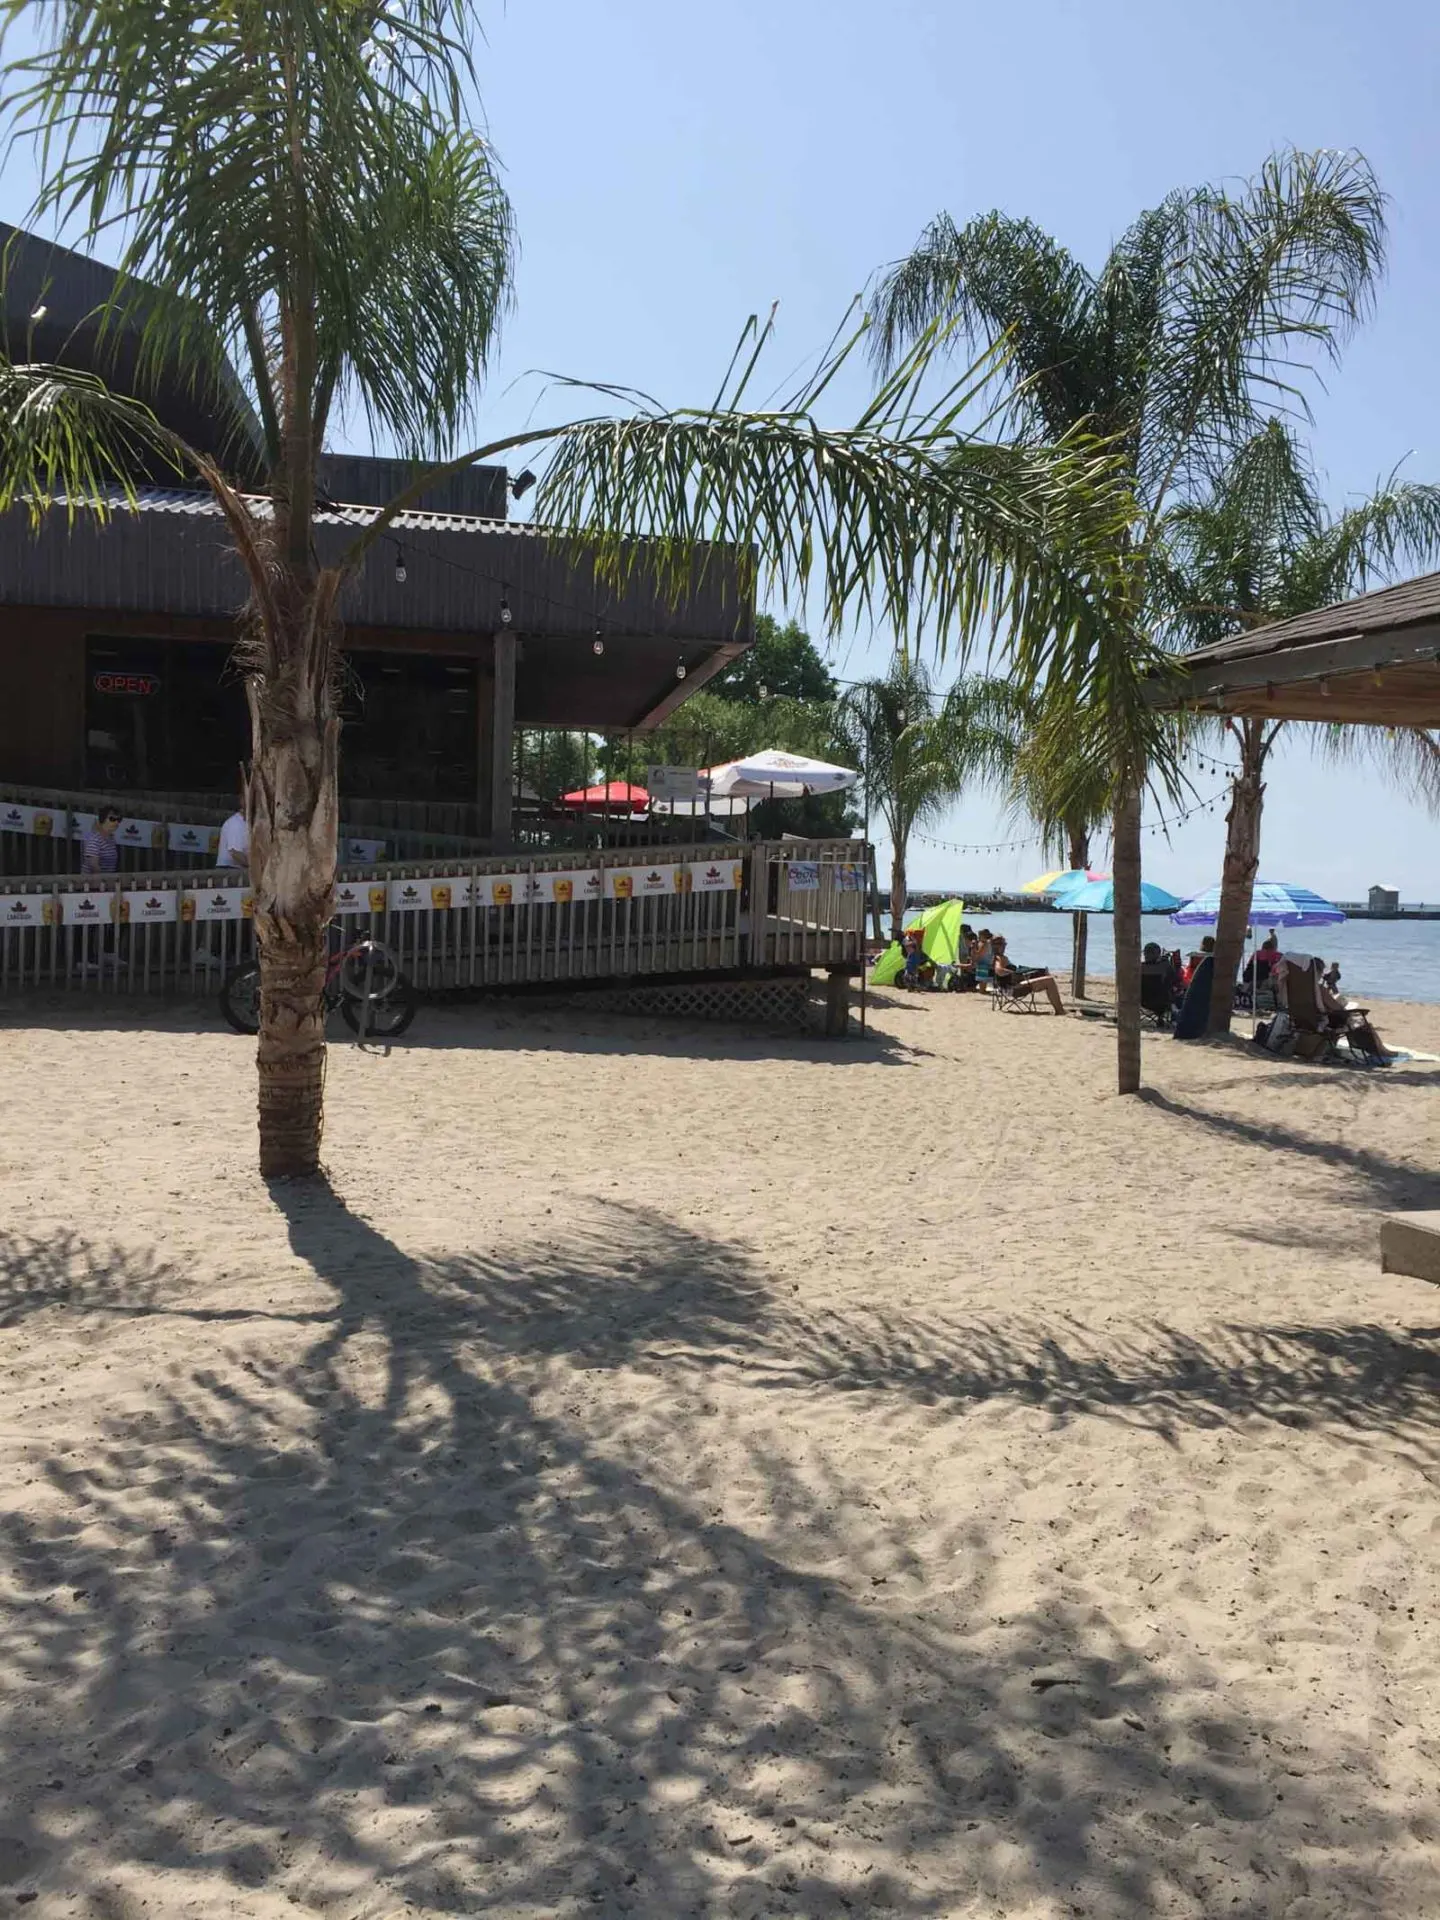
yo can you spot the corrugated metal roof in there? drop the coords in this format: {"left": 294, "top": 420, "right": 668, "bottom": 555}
{"left": 0, "top": 487, "right": 754, "bottom": 647}
{"left": 1180, "top": 568, "right": 1440, "bottom": 665}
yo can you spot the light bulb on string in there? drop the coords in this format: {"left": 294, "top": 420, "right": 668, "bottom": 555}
{"left": 592, "top": 629, "right": 604, "bottom": 656}
{"left": 394, "top": 550, "right": 407, "bottom": 583}
{"left": 675, "top": 659, "right": 687, "bottom": 680}
{"left": 499, "top": 591, "right": 513, "bottom": 627}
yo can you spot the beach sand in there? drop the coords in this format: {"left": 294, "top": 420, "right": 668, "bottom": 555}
{"left": 2, "top": 989, "right": 1439, "bottom": 1917}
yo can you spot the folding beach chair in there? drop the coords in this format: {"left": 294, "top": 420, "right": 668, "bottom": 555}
{"left": 1139, "top": 961, "right": 1177, "bottom": 1028}
{"left": 1279, "top": 957, "right": 1371, "bottom": 1063}
{"left": 990, "top": 967, "right": 1048, "bottom": 1014}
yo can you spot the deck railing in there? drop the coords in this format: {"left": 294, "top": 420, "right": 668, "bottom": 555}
{"left": 0, "top": 780, "right": 739, "bottom": 875}
{"left": 0, "top": 840, "right": 867, "bottom": 997}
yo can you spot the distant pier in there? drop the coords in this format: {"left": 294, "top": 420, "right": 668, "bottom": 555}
{"left": 906, "top": 890, "right": 1440, "bottom": 920}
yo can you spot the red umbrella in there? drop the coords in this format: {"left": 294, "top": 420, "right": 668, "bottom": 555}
{"left": 557, "top": 781, "right": 649, "bottom": 814}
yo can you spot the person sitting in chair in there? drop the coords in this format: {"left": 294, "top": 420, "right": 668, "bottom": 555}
{"left": 1254, "top": 933, "right": 1282, "bottom": 980}
{"left": 991, "top": 936, "right": 1065, "bottom": 1014}
{"left": 1140, "top": 942, "right": 1179, "bottom": 1025}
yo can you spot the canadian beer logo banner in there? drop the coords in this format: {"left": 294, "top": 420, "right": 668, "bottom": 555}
{"left": 0, "top": 857, "right": 870, "bottom": 930}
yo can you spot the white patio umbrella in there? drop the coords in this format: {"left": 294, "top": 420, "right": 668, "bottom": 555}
{"left": 703, "top": 749, "right": 859, "bottom": 798}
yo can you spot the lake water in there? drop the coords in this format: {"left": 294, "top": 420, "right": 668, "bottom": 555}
{"left": 926, "top": 910, "right": 1440, "bottom": 1004}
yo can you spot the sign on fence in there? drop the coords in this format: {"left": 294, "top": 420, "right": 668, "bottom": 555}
{"left": 167, "top": 823, "right": 220, "bottom": 857}
{"left": 62, "top": 892, "right": 116, "bottom": 925}
{"left": 183, "top": 887, "right": 252, "bottom": 922}
{"left": 116, "top": 818, "right": 165, "bottom": 851}
{"left": 0, "top": 894, "right": 55, "bottom": 927}
{"left": 121, "top": 890, "right": 179, "bottom": 924}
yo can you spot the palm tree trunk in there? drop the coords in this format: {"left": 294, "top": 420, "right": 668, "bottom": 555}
{"left": 889, "top": 855, "right": 907, "bottom": 940}
{"left": 1206, "top": 719, "right": 1266, "bottom": 1034}
{"left": 889, "top": 836, "right": 908, "bottom": 941}
{"left": 1112, "top": 780, "right": 1143, "bottom": 1094}
{"left": 247, "top": 677, "right": 340, "bottom": 1179}
{"left": 1066, "top": 820, "right": 1089, "bottom": 999}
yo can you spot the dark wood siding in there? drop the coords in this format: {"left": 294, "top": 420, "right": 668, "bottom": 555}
{"left": 0, "top": 608, "right": 86, "bottom": 785}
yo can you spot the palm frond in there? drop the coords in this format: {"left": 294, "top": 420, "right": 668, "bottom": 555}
{"left": 1, "top": 0, "right": 514, "bottom": 471}
{"left": 1138, "top": 147, "right": 1385, "bottom": 511}
{"left": 1311, "top": 722, "right": 1440, "bottom": 811}
{"left": 870, "top": 212, "right": 1103, "bottom": 443}
{"left": 538, "top": 313, "right": 1129, "bottom": 658}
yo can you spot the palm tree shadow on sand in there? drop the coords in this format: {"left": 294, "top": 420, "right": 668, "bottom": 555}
{"left": 0, "top": 1186, "right": 1434, "bottom": 1916}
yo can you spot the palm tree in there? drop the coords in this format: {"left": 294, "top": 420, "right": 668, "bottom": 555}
{"left": 873, "top": 150, "right": 1386, "bottom": 1091}
{"left": 0, "top": 0, "right": 1120, "bottom": 1175}
{"left": 938, "top": 678, "right": 1111, "bottom": 996}
{"left": 1158, "top": 419, "right": 1440, "bottom": 1029}
{"left": 837, "top": 658, "right": 1010, "bottom": 937}
{"left": 840, "top": 656, "right": 963, "bottom": 933}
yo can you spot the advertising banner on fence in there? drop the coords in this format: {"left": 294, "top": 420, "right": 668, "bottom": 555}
{"left": 69, "top": 812, "right": 96, "bottom": 842}
{"left": 0, "top": 894, "right": 55, "bottom": 927}
{"left": 167, "top": 823, "right": 220, "bottom": 857}
{"left": 387, "top": 879, "right": 431, "bottom": 913}
{"left": 516, "top": 872, "right": 554, "bottom": 905}
{"left": 183, "top": 887, "right": 252, "bottom": 922}
{"left": 334, "top": 881, "right": 391, "bottom": 914}
{"left": 553, "top": 869, "right": 603, "bottom": 903}
{"left": 343, "top": 838, "right": 387, "bottom": 863}
{"left": 116, "top": 818, "right": 165, "bottom": 852}
{"left": 786, "top": 861, "right": 821, "bottom": 891}
{"left": 121, "top": 890, "right": 178, "bottom": 924}
{"left": 0, "top": 801, "right": 55, "bottom": 838}
{"left": 688, "top": 860, "right": 743, "bottom": 893}
{"left": 833, "top": 862, "right": 864, "bottom": 890}
{"left": 62, "top": 891, "right": 116, "bottom": 925}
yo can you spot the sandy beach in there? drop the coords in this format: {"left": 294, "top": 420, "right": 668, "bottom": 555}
{"left": 2, "top": 988, "right": 1440, "bottom": 1918}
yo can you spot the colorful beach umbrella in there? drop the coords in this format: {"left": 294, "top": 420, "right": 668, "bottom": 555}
{"left": 1170, "top": 880, "right": 1345, "bottom": 927}
{"left": 704, "top": 750, "right": 858, "bottom": 798}
{"left": 1049, "top": 876, "right": 1184, "bottom": 913}
{"left": 1020, "top": 866, "right": 1108, "bottom": 896}
{"left": 558, "top": 781, "right": 649, "bottom": 813}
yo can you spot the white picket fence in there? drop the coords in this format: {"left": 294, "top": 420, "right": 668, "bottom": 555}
{"left": 0, "top": 841, "right": 868, "bottom": 996}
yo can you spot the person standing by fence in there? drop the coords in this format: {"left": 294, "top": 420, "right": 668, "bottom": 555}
{"left": 80, "top": 806, "right": 122, "bottom": 876}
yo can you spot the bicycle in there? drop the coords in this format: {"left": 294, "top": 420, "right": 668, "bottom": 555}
{"left": 219, "top": 922, "right": 416, "bottom": 1038}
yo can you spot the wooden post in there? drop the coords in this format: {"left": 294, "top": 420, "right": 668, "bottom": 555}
{"left": 824, "top": 967, "right": 851, "bottom": 1037}
{"left": 491, "top": 629, "right": 517, "bottom": 853}
{"left": 475, "top": 659, "right": 495, "bottom": 841}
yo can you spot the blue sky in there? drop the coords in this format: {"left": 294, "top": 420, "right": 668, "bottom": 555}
{"left": 5, "top": 0, "right": 1439, "bottom": 900}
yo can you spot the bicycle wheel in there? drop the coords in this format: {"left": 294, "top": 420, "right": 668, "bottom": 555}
{"left": 219, "top": 962, "right": 262, "bottom": 1035}
{"left": 337, "top": 940, "right": 404, "bottom": 1003}
{"left": 340, "top": 978, "right": 416, "bottom": 1038}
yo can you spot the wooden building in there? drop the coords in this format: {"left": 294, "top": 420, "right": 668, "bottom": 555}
{"left": 0, "top": 226, "right": 753, "bottom": 847}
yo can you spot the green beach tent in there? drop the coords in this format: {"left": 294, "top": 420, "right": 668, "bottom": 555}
{"left": 918, "top": 898, "right": 966, "bottom": 967}
{"left": 869, "top": 941, "right": 906, "bottom": 986}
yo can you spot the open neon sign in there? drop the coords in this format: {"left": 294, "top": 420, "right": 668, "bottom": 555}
{"left": 93, "top": 670, "right": 161, "bottom": 696}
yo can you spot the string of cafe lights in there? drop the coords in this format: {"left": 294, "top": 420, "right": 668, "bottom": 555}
{"left": 373, "top": 531, "right": 1262, "bottom": 770}
{"left": 912, "top": 783, "right": 1233, "bottom": 860}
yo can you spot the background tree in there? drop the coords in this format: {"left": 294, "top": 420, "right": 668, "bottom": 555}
{"left": 597, "top": 614, "right": 857, "bottom": 835}
{"left": 940, "top": 678, "right": 1111, "bottom": 995}
{"left": 874, "top": 149, "right": 1386, "bottom": 1090}
{"left": 709, "top": 613, "right": 837, "bottom": 703}
{"left": 0, "top": 0, "right": 1119, "bottom": 1174}
{"left": 1158, "top": 419, "right": 1440, "bottom": 1029}
{"left": 836, "top": 656, "right": 1004, "bottom": 936}
{"left": 515, "top": 730, "right": 596, "bottom": 805}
